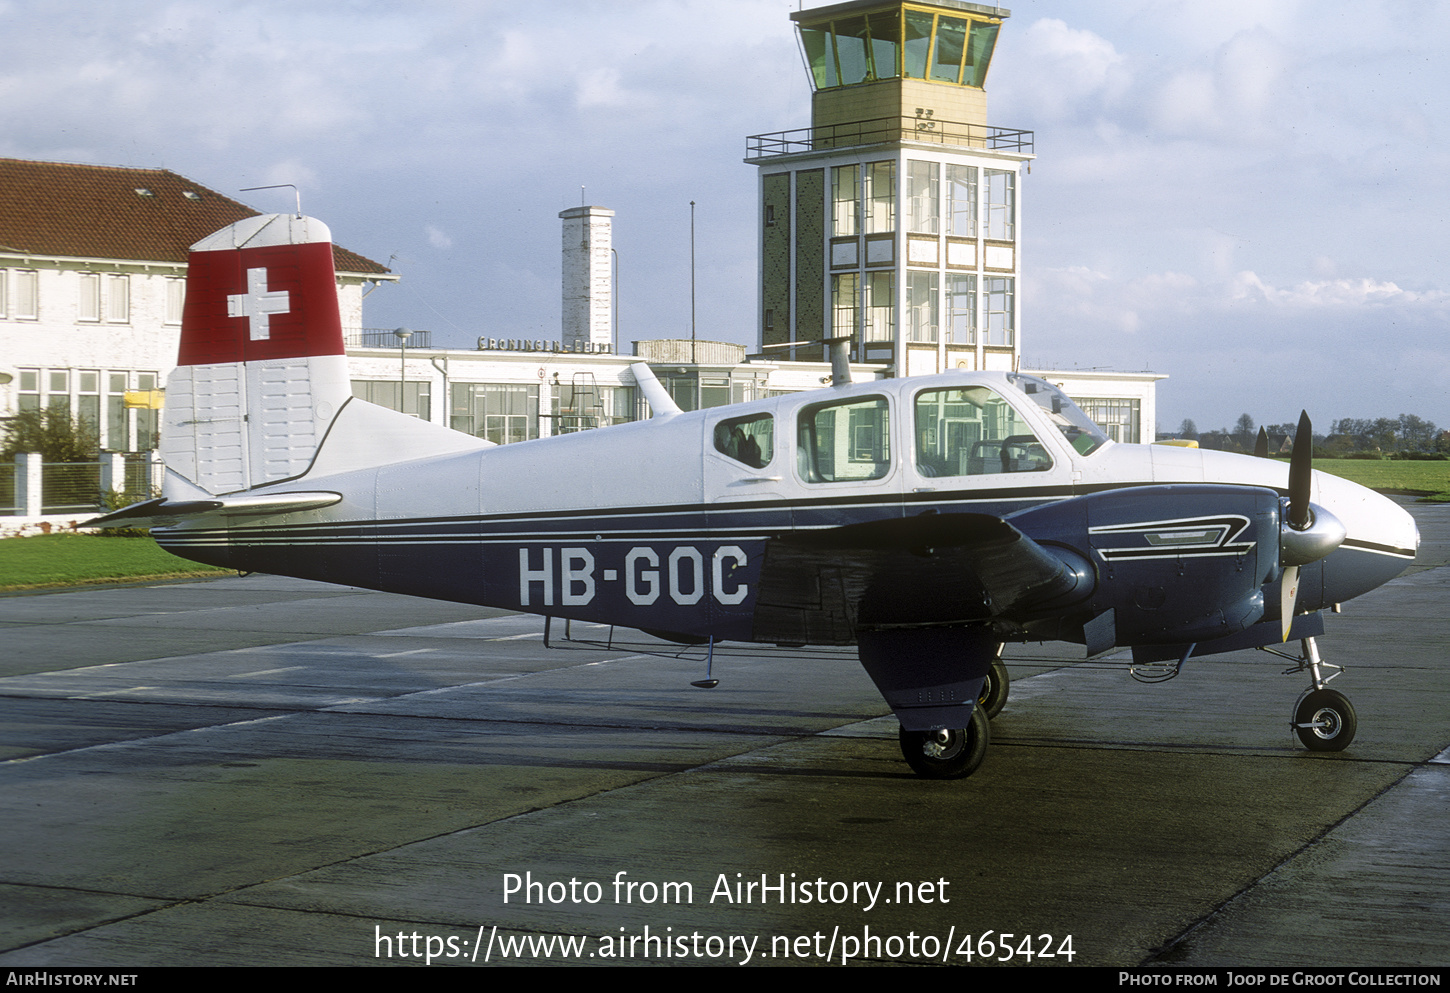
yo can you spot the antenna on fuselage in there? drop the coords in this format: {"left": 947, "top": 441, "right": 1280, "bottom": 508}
{"left": 824, "top": 336, "right": 852, "bottom": 387}
{"left": 757, "top": 337, "right": 853, "bottom": 387}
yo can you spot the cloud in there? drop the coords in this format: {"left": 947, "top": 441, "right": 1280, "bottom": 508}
{"left": 1230, "top": 272, "right": 1450, "bottom": 308}
{"left": 1007, "top": 18, "right": 1130, "bottom": 121}
{"left": 426, "top": 225, "right": 453, "bottom": 250}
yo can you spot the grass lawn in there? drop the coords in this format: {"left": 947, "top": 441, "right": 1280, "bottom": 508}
{"left": 0, "top": 533, "right": 230, "bottom": 591}
{"left": 1306, "top": 458, "right": 1450, "bottom": 501}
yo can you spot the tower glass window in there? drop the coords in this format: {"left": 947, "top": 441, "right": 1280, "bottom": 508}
{"left": 863, "top": 161, "right": 895, "bottom": 233}
{"left": 985, "top": 276, "right": 1014, "bottom": 346}
{"left": 832, "top": 165, "right": 860, "bottom": 237}
{"left": 929, "top": 16, "right": 969, "bottom": 83}
{"left": 907, "top": 160, "right": 939, "bottom": 234}
{"left": 946, "top": 273, "right": 976, "bottom": 345}
{"left": 832, "top": 272, "right": 859, "bottom": 338}
{"left": 800, "top": 8, "right": 1001, "bottom": 91}
{"left": 946, "top": 164, "right": 977, "bottom": 237}
{"left": 907, "top": 271, "right": 938, "bottom": 343}
{"left": 984, "top": 169, "right": 1015, "bottom": 241}
{"left": 864, "top": 271, "right": 894, "bottom": 343}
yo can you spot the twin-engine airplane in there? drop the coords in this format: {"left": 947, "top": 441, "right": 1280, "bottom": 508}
{"left": 93, "top": 214, "right": 1420, "bottom": 778}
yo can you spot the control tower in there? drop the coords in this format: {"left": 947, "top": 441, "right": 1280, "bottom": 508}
{"left": 746, "top": 1, "right": 1033, "bottom": 375}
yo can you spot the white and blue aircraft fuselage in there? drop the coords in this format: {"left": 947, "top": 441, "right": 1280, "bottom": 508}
{"left": 95, "top": 214, "right": 1419, "bottom": 778}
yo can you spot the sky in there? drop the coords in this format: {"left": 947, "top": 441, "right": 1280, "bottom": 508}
{"left": 1, "top": 0, "right": 1445, "bottom": 434}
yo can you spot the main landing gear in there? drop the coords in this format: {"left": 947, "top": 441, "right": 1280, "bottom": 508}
{"left": 899, "top": 707, "right": 991, "bottom": 779}
{"left": 895, "top": 646, "right": 1009, "bottom": 779}
{"left": 1264, "top": 635, "right": 1356, "bottom": 751}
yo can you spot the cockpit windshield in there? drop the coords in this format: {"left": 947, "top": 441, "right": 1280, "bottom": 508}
{"left": 1006, "top": 374, "right": 1110, "bottom": 456}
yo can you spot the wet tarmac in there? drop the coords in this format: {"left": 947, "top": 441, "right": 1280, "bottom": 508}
{"left": 0, "top": 500, "right": 1446, "bottom": 968}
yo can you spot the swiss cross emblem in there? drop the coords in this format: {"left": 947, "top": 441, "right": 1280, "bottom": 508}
{"left": 227, "top": 267, "right": 291, "bottom": 341}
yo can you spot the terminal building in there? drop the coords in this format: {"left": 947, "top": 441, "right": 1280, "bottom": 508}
{"left": 0, "top": 0, "right": 1160, "bottom": 461}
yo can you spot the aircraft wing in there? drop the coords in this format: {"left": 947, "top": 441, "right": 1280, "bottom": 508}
{"left": 752, "top": 512, "right": 1094, "bottom": 644}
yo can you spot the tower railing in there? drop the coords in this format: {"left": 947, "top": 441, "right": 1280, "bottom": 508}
{"left": 747, "top": 117, "right": 1034, "bottom": 158}
{"left": 345, "top": 328, "right": 433, "bottom": 349}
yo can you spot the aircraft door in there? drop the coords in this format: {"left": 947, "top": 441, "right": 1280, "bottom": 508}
{"left": 703, "top": 408, "right": 793, "bottom": 639}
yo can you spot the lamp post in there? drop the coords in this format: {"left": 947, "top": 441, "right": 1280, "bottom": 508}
{"left": 393, "top": 328, "right": 413, "bottom": 415}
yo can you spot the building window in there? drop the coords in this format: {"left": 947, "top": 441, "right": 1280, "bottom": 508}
{"left": 907, "top": 270, "right": 938, "bottom": 343}
{"left": 78, "top": 370, "right": 100, "bottom": 433}
{"left": 832, "top": 165, "right": 859, "bottom": 237}
{"left": 1074, "top": 397, "right": 1141, "bottom": 443}
{"left": 107, "top": 372, "right": 128, "bottom": 450}
{"left": 0, "top": 269, "right": 7, "bottom": 317}
{"left": 984, "top": 169, "right": 1015, "bottom": 241}
{"left": 863, "top": 161, "right": 895, "bottom": 234}
{"left": 353, "top": 379, "right": 432, "bottom": 421}
{"left": 106, "top": 275, "right": 130, "bottom": 323}
{"left": 985, "top": 276, "right": 1014, "bottom": 346}
{"left": 946, "top": 273, "right": 976, "bottom": 345}
{"left": 14, "top": 269, "right": 38, "bottom": 319}
{"left": 831, "top": 272, "right": 859, "bottom": 338}
{"left": 907, "top": 160, "right": 939, "bottom": 234}
{"left": 946, "top": 164, "right": 977, "bottom": 237}
{"left": 166, "top": 277, "right": 185, "bottom": 324}
{"left": 47, "top": 370, "right": 70, "bottom": 411}
{"left": 863, "top": 271, "right": 894, "bottom": 342}
{"left": 551, "top": 383, "right": 634, "bottom": 433}
{"left": 18, "top": 368, "right": 39, "bottom": 412}
{"left": 450, "top": 383, "right": 536, "bottom": 444}
{"left": 135, "top": 372, "right": 160, "bottom": 450}
{"left": 79, "top": 273, "right": 101, "bottom": 322}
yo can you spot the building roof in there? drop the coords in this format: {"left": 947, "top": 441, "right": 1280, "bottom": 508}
{"left": 0, "top": 158, "right": 389, "bottom": 275}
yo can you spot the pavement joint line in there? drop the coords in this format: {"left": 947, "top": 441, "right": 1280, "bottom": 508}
{"left": 0, "top": 713, "right": 294, "bottom": 766}
{"left": 1141, "top": 756, "right": 1429, "bottom": 967}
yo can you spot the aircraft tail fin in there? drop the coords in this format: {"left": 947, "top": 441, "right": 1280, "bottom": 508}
{"left": 162, "top": 214, "right": 352, "bottom": 496}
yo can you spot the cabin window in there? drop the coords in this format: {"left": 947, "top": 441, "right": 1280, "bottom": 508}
{"left": 913, "top": 386, "right": 1052, "bottom": 477}
{"left": 798, "top": 395, "right": 890, "bottom": 483}
{"left": 714, "top": 413, "right": 773, "bottom": 469}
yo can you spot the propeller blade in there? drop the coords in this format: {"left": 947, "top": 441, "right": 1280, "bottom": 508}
{"left": 1254, "top": 427, "right": 1270, "bottom": 459}
{"left": 1287, "top": 410, "right": 1313, "bottom": 530}
{"left": 1280, "top": 564, "right": 1300, "bottom": 642}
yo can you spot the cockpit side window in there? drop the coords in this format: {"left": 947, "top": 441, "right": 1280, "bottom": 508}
{"left": 798, "top": 395, "right": 891, "bottom": 483}
{"left": 713, "top": 413, "right": 774, "bottom": 469}
{"left": 913, "top": 386, "right": 1053, "bottom": 476}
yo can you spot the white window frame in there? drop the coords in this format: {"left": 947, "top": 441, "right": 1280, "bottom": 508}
{"left": 106, "top": 274, "right": 130, "bottom": 323}
{"left": 79, "top": 272, "right": 101, "bottom": 322}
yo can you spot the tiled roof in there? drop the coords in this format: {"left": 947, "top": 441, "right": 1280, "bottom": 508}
{"left": 0, "top": 158, "right": 390, "bottom": 275}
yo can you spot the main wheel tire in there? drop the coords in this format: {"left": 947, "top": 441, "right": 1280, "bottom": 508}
{"left": 1294, "top": 688, "right": 1357, "bottom": 752}
{"left": 978, "top": 653, "right": 1010, "bottom": 719}
{"left": 898, "top": 707, "right": 990, "bottom": 779}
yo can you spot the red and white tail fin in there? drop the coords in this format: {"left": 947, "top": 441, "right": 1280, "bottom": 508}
{"left": 162, "top": 214, "right": 351, "bottom": 495}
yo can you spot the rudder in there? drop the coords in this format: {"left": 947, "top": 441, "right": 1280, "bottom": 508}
{"left": 162, "top": 214, "right": 351, "bottom": 495}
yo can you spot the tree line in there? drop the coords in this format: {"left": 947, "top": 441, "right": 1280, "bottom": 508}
{"left": 1169, "top": 413, "right": 1448, "bottom": 457}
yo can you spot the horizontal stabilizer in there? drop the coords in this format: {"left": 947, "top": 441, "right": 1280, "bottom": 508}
{"left": 753, "top": 513, "right": 1095, "bottom": 643}
{"left": 86, "top": 491, "right": 342, "bottom": 529}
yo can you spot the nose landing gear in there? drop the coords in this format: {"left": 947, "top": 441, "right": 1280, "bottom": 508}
{"left": 1264, "top": 635, "right": 1356, "bottom": 752}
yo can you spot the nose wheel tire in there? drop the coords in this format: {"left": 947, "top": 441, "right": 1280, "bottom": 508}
{"left": 1293, "top": 688, "right": 1357, "bottom": 752}
{"left": 899, "top": 706, "right": 990, "bottom": 779}
{"left": 978, "top": 653, "right": 1010, "bottom": 719}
